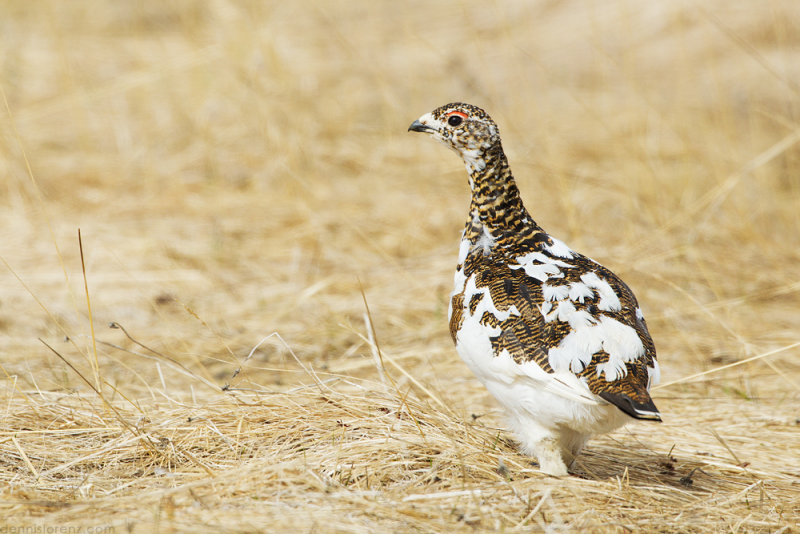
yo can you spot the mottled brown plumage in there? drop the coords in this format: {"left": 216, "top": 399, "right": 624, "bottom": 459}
{"left": 454, "top": 237, "right": 658, "bottom": 414}
{"left": 409, "top": 102, "right": 661, "bottom": 475}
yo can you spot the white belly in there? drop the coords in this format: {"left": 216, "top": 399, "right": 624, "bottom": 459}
{"left": 450, "top": 270, "right": 628, "bottom": 438}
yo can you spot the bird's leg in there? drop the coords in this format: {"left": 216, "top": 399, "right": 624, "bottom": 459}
{"left": 534, "top": 437, "right": 570, "bottom": 477}
{"left": 561, "top": 447, "right": 576, "bottom": 470}
{"left": 565, "top": 432, "right": 590, "bottom": 469}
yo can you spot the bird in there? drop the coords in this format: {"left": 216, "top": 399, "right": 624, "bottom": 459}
{"left": 408, "top": 102, "right": 661, "bottom": 476}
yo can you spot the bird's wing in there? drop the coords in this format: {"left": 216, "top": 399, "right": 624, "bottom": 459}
{"left": 461, "top": 244, "right": 660, "bottom": 419}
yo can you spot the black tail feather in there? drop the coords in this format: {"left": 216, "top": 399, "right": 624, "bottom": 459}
{"left": 599, "top": 391, "right": 662, "bottom": 421}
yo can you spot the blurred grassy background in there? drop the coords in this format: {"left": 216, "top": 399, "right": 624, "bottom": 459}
{"left": 1, "top": 1, "right": 799, "bottom": 531}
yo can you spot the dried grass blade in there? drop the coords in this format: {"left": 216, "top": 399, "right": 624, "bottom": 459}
{"left": 654, "top": 341, "right": 800, "bottom": 390}
{"left": 11, "top": 435, "right": 40, "bottom": 481}
{"left": 78, "top": 229, "right": 102, "bottom": 393}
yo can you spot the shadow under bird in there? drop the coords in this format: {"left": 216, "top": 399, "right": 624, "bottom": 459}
{"left": 409, "top": 103, "right": 661, "bottom": 476}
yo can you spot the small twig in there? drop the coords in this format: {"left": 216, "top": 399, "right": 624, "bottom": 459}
{"left": 108, "top": 321, "right": 169, "bottom": 359}
{"left": 679, "top": 467, "right": 707, "bottom": 487}
{"left": 708, "top": 427, "right": 771, "bottom": 499}
{"left": 225, "top": 331, "right": 286, "bottom": 388}
{"left": 105, "top": 323, "right": 221, "bottom": 392}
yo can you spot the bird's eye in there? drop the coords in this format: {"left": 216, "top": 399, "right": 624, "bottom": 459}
{"left": 448, "top": 115, "right": 463, "bottom": 127}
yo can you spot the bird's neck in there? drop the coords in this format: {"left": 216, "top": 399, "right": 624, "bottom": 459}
{"left": 463, "top": 143, "right": 540, "bottom": 240}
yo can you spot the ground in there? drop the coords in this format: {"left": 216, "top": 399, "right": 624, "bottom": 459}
{"left": 1, "top": 1, "right": 799, "bottom": 532}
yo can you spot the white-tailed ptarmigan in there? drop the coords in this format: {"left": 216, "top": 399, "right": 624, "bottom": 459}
{"left": 409, "top": 102, "right": 661, "bottom": 476}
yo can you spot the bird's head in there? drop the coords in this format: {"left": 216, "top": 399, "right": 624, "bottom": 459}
{"left": 408, "top": 103, "right": 500, "bottom": 162}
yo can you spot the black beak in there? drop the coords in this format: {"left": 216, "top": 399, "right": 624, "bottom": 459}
{"left": 408, "top": 120, "right": 434, "bottom": 133}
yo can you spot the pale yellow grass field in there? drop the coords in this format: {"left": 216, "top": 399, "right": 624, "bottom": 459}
{"left": 1, "top": 1, "right": 799, "bottom": 532}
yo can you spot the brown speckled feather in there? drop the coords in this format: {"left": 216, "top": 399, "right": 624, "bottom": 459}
{"left": 414, "top": 102, "right": 661, "bottom": 421}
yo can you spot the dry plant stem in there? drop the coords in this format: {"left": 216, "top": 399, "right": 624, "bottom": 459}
{"left": 106, "top": 322, "right": 221, "bottom": 392}
{"left": 78, "top": 229, "right": 102, "bottom": 393}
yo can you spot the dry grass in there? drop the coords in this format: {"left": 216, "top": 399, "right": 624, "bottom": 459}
{"left": 1, "top": 1, "right": 799, "bottom": 532}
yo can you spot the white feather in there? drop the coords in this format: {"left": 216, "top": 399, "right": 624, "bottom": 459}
{"left": 580, "top": 272, "right": 621, "bottom": 312}
{"left": 543, "top": 237, "right": 574, "bottom": 259}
